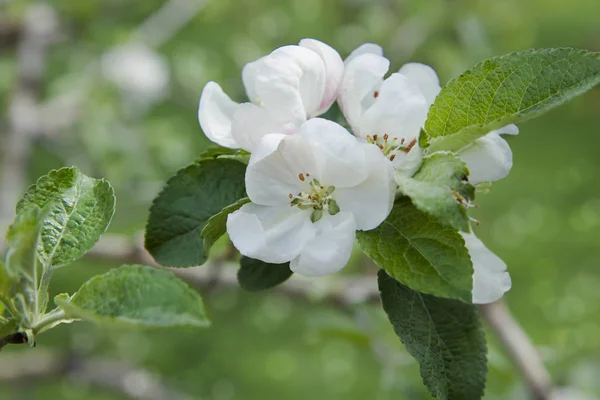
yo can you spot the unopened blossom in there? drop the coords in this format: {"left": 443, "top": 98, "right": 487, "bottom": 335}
{"left": 226, "top": 118, "right": 395, "bottom": 276}
{"left": 198, "top": 39, "right": 344, "bottom": 152}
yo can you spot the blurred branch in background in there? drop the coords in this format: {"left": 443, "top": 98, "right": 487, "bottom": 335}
{"left": 135, "top": 0, "right": 210, "bottom": 48}
{"left": 0, "top": 4, "right": 59, "bottom": 224}
{"left": 88, "top": 234, "right": 556, "bottom": 400}
{"left": 88, "top": 234, "right": 381, "bottom": 307}
{"left": 0, "top": 350, "right": 192, "bottom": 400}
{"left": 481, "top": 301, "right": 553, "bottom": 400}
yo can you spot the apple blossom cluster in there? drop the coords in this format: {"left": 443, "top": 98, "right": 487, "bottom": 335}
{"left": 198, "top": 39, "right": 513, "bottom": 304}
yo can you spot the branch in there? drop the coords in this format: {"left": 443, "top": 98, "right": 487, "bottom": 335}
{"left": 479, "top": 301, "right": 553, "bottom": 400}
{"left": 88, "top": 234, "right": 555, "bottom": 399}
{"left": 88, "top": 234, "right": 380, "bottom": 307}
{"left": 0, "top": 350, "right": 192, "bottom": 400}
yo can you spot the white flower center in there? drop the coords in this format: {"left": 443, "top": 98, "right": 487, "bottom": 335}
{"left": 366, "top": 134, "right": 417, "bottom": 161}
{"left": 289, "top": 173, "right": 340, "bottom": 223}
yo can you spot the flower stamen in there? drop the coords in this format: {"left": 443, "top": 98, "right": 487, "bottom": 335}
{"left": 366, "top": 134, "right": 417, "bottom": 160}
{"left": 289, "top": 178, "right": 339, "bottom": 222}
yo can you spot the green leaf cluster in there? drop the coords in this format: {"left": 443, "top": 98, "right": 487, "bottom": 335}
{"left": 1, "top": 167, "right": 209, "bottom": 348}
{"left": 357, "top": 48, "right": 600, "bottom": 399}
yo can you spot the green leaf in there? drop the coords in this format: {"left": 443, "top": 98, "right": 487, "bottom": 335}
{"left": 145, "top": 159, "right": 246, "bottom": 267}
{"left": 424, "top": 48, "right": 600, "bottom": 152}
{"left": 357, "top": 197, "right": 473, "bottom": 302}
{"left": 200, "top": 197, "right": 250, "bottom": 257}
{"left": 237, "top": 256, "right": 293, "bottom": 292}
{"left": 4, "top": 207, "right": 44, "bottom": 325}
{"left": 197, "top": 147, "right": 251, "bottom": 165}
{"left": 55, "top": 265, "right": 210, "bottom": 328}
{"left": 197, "top": 146, "right": 238, "bottom": 160}
{"left": 378, "top": 270, "right": 487, "bottom": 400}
{"left": 16, "top": 167, "right": 115, "bottom": 269}
{"left": 396, "top": 152, "right": 474, "bottom": 232}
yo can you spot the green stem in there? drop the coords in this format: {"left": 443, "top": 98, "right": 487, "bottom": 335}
{"left": 36, "top": 267, "right": 52, "bottom": 315}
{"left": 32, "top": 308, "right": 67, "bottom": 334}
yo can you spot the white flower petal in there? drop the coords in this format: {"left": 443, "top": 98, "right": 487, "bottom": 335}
{"left": 398, "top": 63, "right": 441, "bottom": 106}
{"left": 339, "top": 53, "right": 390, "bottom": 132}
{"left": 334, "top": 143, "right": 395, "bottom": 230}
{"left": 344, "top": 43, "right": 384, "bottom": 65}
{"left": 231, "top": 103, "right": 284, "bottom": 152}
{"left": 459, "top": 132, "right": 513, "bottom": 184}
{"left": 290, "top": 212, "right": 356, "bottom": 276}
{"left": 245, "top": 134, "right": 314, "bottom": 207}
{"left": 461, "top": 231, "right": 511, "bottom": 304}
{"left": 273, "top": 45, "right": 327, "bottom": 117}
{"left": 295, "top": 118, "right": 368, "bottom": 188}
{"left": 358, "top": 73, "right": 429, "bottom": 140}
{"left": 227, "top": 203, "right": 316, "bottom": 264}
{"left": 299, "top": 39, "right": 344, "bottom": 115}
{"left": 243, "top": 45, "right": 326, "bottom": 125}
{"left": 242, "top": 55, "right": 307, "bottom": 129}
{"left": 246, "top": 119, "right": 371, "bottom": 206}
{"left": 198, "top": 81, "right": 239, "bottom": 148}
{"left": 492, "top": 123, "right": 519, "bottom": 136}
{"left": 248, "top": 133, "right": 287, "bottom": 165}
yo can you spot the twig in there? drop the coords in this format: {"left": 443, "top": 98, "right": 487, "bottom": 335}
{"left": 0, "top": 350, "right": 192, "bottom": 400}
{"left": 479, "top": 301, "right": 553, "bottom": 400}
{"left": 88, "top": 234, "right": 556, "bottom": 399}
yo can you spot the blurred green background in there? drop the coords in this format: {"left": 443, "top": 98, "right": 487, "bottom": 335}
{"left": 1, "top": 0, "right": 599, "bottom": 399}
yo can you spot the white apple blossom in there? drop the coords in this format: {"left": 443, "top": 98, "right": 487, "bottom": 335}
{"left": 226, "top": 118, "right": 395, "bottom": 276}
{"left": 339, "top": 43, "right": 519, "bottom": 183}
{"left": 340, "top": 43, "right": 515, "bottom": 303}
{"left": 198, "top": 39, "right": 344, "bottom": 152}
{"left": 339, "top": 43, "right": 432, "bottom": 177}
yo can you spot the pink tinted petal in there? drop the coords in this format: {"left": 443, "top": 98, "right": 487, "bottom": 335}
{"left": 300, "top": 39, "right": 344, "bottom": 115}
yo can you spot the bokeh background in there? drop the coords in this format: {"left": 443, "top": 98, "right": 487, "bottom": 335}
{"left": 0, "top": 0, "right": 599, "bottom": 399}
